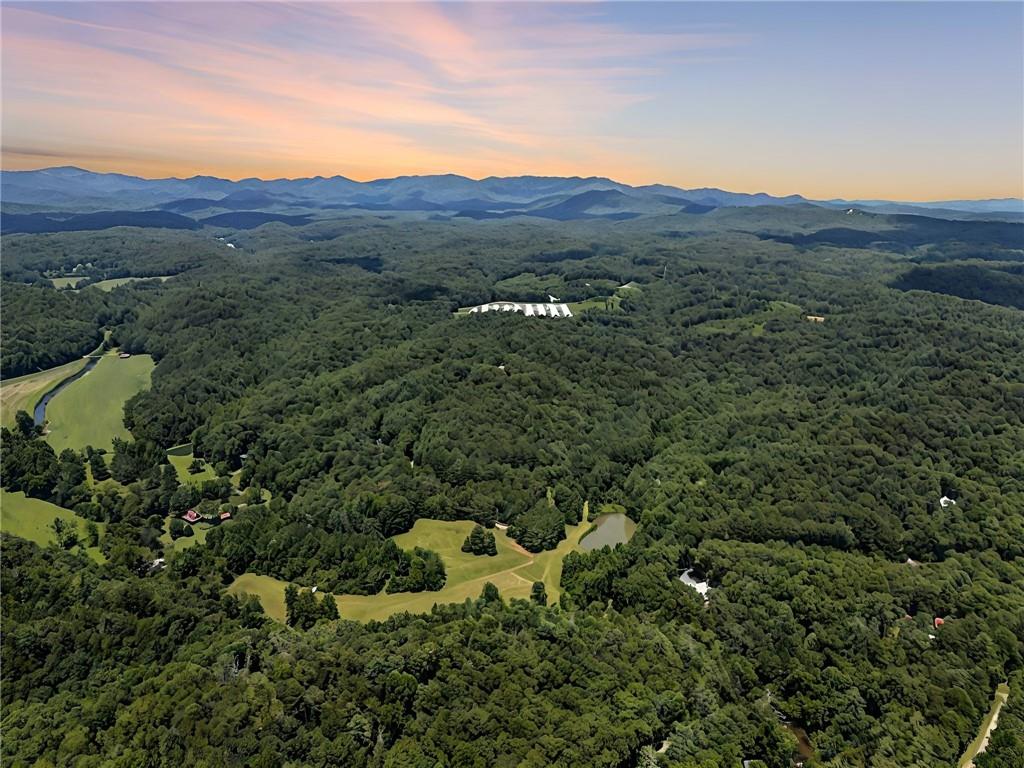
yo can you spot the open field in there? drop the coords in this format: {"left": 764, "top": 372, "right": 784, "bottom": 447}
{"left": 229, "top": 504, "right": 592, "bottom": 623}
{"left": 44, "top": 352, "right": 154, "bottom": 452}
{"left": 226, "top": 573, "right": 290, "bottom": 622}
{"left": 167, "top": 443, "right": 218, "bottom": 485}
{"left": 1, "top": 489, "right": 105, "bottom": 562}
{"left": 959, "top": 682, "right": 1011, "bottom": 768}
{"left": 1, "top": 358, "right": 88, "bottom": 428}
{"left": 88, "top": 275, "right": 172, "bottom": 292}
{"left": 568, "top": 295, "right": 621, "bottom": 313}
{"left": 50, "top": 276, "right": 87, "bottom": 289}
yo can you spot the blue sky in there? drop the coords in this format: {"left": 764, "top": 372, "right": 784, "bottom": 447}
{"left": 2, "top": 2, "right": 1021, "bottom": 199}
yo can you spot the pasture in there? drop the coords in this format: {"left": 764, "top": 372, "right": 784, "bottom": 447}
{"left": 1, "top": 358, "right": 87, "bottom": 428}
{"left": 1, "top": 489, "right": 105, "bottom": 562}
{"left": 43, "top": 352, "right": 154, "bottom": 452}
{"left": 229, "top": 504, "right": 592, "bottom": 623}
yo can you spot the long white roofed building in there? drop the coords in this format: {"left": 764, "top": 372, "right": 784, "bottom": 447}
{"left": 467, "top": 301, "right": 573, "bottom": 318}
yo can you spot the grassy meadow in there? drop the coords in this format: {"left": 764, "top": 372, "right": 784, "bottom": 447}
{"left": 1, "top": 489, "right": 105, "bottom": 562}
{"left": 43, "top": 352, "right": 154, "bottom": 452}
{"left": 1, "top": 357, "right": 88, "bottom": 428}
{"left": 229, "top": 504, "right": 592, "bottom": 623}
{"left": 88, "top": 276, "right": 172, "bottom": 292}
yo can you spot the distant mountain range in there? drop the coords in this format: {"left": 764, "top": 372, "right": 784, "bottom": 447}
{"left": 1, "top": 166, "right": 1021, "bottom": 233}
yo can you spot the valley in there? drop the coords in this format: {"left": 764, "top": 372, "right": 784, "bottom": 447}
{"left": 2, "top": 178, "right": 1022, "bottom": 768}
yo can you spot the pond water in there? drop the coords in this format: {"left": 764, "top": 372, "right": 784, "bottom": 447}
{"left": 579, "top": 512, "right": 636, "bottom": 551}
{"left": 34, "top": 356, "right": 100, "bottom": 425}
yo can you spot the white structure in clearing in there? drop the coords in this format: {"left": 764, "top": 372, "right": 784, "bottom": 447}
{"left": 468, "top": 301, "right": 573, "bottom": 318}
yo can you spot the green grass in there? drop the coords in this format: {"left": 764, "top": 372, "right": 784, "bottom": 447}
{"left": 50, "top": 276, "right": 87, "bottom": 289}
{"left": 43, "top": 352, "right": 154, "bottom": 453}
{"left": 958, "top": 682, "right": 1011, "bottom": 768}
{"left": 1, "top": 489, "right": 106, "bottom": 562}
{"left": 226, "top": 573, "right": 290, "bottom": 621}
{"left": 229, "top": 503, "right": 592, "bottom": 623}
{"left": 1, "top": 357, "right": 88, "bottom": 428}
{"left": 167, "top": 444, "right": 218, "bottom": 485}
{"left": 160, "top": 516, "right": 220, "bottom": 552}
{"left": 87, "top": 276, "right": 171, "bottom": 292}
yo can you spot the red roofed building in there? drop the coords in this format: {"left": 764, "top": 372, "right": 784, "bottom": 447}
{"left": 183, "top": 509, "right": 201, "bottom": 524}
{"left": 219, "top": 510, "right": 232, "bottom": 521}
{"left": 934, "top": 617, "right": 945, "bottom": 629}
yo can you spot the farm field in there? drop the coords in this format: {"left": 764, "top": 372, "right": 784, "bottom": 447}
{"left": 229, "top": 505, "right": 593, "bottom": 623}
{"left": 1, "top": 357, "right": 88, "bottom": 428}
{"left": 0, "top": 489, "right": 105, "bottom": 562}
{"left": 43, "top": 352, "right": 154, "bottom": 452}
{"left": 88, "top": 275, "right": 172, "bottom": 292}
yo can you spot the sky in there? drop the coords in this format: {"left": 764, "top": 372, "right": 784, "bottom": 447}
{"left": 2, "top": 1, "right": 1022, "bottom": 200}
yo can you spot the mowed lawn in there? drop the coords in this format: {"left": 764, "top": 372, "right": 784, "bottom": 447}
{"left": 1, "top": 358, "right": 87, "bottom": 428}
{"left": 1, "top": 489, "right": 105, "bottom": 562}
{"left": 229, "top": 504, "right": 592, "bottom": 623}
{"left": 44, "top": 352, "right": 154, "bottom": 453}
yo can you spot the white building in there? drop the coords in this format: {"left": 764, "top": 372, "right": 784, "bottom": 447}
{"left": 467, "top": 301, "right": 573, "bottom": 318}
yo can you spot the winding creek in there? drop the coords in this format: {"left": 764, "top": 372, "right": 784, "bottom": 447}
{"left": 33, "top": 356, "right": 102, "bottom": 426}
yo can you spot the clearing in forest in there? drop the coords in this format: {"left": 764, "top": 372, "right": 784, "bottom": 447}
{"left": 167, "top": 443, "right": 218, "bottom": 485}
{"left": 0, "top": 489, "right": 105, "bottom": 562}
{"left": 958, "top": 682, "right": 1011, "bottom": 768}
{"left": 1, "top": 358, "right": 88, "bottom": 428}
{"left": 50, "top": 276, "right": 88, "bottom": 289}
{"left": 87, "top": 276, "right": 172, "bottom": 292}
{"left": 43, "top": 352, "right": 154, "bottom": 453}
{"left": 229, "top": 503, "right": 594, "bottom": 623}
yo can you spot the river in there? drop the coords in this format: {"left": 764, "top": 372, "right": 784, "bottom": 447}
{"left": 33, "top": 356, "right": 101, "bottom": 426}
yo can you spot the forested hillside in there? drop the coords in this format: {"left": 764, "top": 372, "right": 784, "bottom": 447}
{"left": 2, "top": 208, "right": 1022, "bottom": 767}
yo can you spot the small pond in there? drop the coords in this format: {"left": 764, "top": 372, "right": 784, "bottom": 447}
{"left": 579, "top": 512, "right": 636, "bottom": 551}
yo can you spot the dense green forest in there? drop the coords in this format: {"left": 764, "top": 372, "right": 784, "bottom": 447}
{"left": 2, "top": 208, "right": 1022, "bottom": 766}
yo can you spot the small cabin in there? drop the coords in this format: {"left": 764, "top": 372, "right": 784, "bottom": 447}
{"left": 219, "top": 510, "right": 232, "bottom": 521}
{"left": 934, "top": 617, "right": 945, "bottom": 629}
{"left": 118, "top": 352, "right": 132, "bottom": 359}
{"left": 183, "top": 509, "right": 201, "bottom": 524}
{"left": 805, "top": 315, "right": 826, "bottom": 323}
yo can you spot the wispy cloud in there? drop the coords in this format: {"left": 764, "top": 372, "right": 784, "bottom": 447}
{"left": 1, "top": 2, "right": 1020, "bottom": 198}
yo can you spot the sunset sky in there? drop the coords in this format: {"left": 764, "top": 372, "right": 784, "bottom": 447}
{"left": 2, "top": 1, "right": 1021, "bottom": 200}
